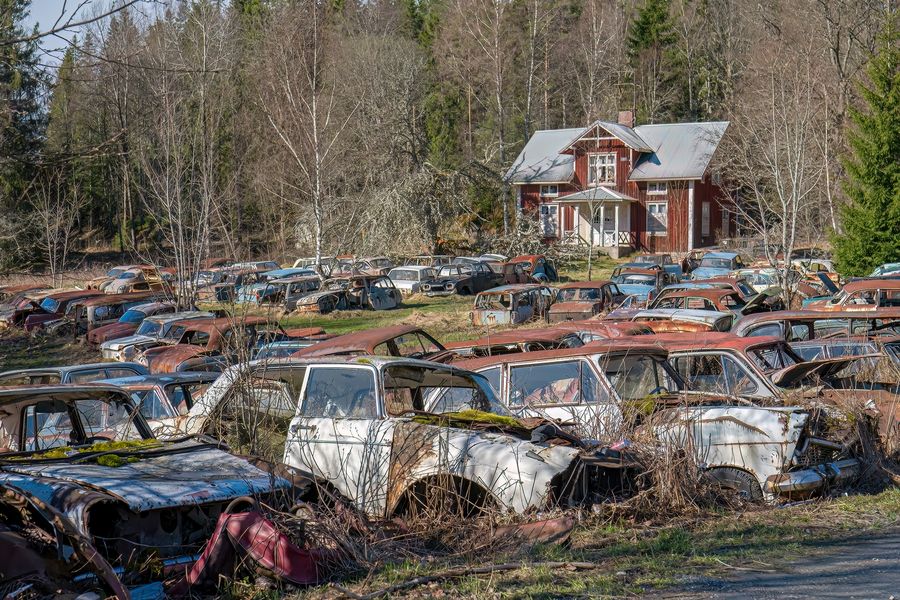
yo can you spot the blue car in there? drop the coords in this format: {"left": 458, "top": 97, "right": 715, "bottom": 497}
{"left": 690, "top": 252, "right": 746, "bottom": 280}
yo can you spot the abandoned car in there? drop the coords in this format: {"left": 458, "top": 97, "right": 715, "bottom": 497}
{"left": 548, "top": 281, "right": 626, "bottom": 322}
{"left": 86, "top": 300, "right": 177, "bottom": 345}
{"left": 471, "top": 284, "right": 555, "bottom": 326}
{"left": 295, "top": 275, "right": 403, "bottom": 313}
{"left": 387, "top": 265, "right": 438, "bottom": 294}
{"left": 0, "top": 362, "right": 149, "bottom": 386}
{"left": 457, "top": 343, "right": 860, "bottom": 501}
{"left": 176, "top": 357, "right": 631, "bottom": 517}
{"left": 804, "top": 279, "right": 900, "bottom": 311}
{"left": 100, "top": 311, "right": 216, "bottom": 361}
{"left": 419, "top": 262, "right": 504, "bottom": 296}
{"left": 690, "top": 252, "right": 748, "bottom": 280}
{"left": 0, "top": 385, "right": 299, "bottom": 587}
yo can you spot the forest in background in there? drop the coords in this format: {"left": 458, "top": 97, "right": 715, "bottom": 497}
{"left": 0, "top": 0, "right": 896, "bottom": 274}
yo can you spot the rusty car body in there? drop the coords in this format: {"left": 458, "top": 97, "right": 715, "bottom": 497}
{"left": 0, "top": 385, "right": 299, "bottom": 584}
{"left": 22, "top": 289, "right": 106, "bottom": 332}
{"left": 471, "top": 284, "right": 555, "bottom": 326}
{"left": 804, "top": 279, "right": 900, "bottom": 311}
{"left": 548, "top": 281, "right": 626, "bottom": 322}
{"left": 624, "top": 308, "right": 735, "bottom": 333}
{"left": 458, "top": 342, "right": 859, "bottom": 500}
{"left": 42, "top": 291, "right": 167, "bottom": 336}
{"left": 86, "top": 300, "right": 177, "bottom": 345}
{"left": 103, "top": 265, "right": 170, "bottom": 294}
{"left": 732, "top": 308, "right": 900, "bottom": 340}
{"left": 403, "top": 254, "right": 453, "bottom": 268}
{"left": 444, "top": 327, "right": 585, "bottom": 360}
{"left": 291, "top": 324, "right": 448, "bottom": 360}
{"left": 86, "top": 264, "right": 139, "bottom": 291}
{"left": 135, "top": 316, "right": 272, "bottom": 373}
{"left": 420, "top": 262, "right": 504, "bottom": 296}
{"left": 100, "top": 311, "right": 216, "bottom": 361}
{"left": 610, "top": 268, "right": 674, "bottom": 305}
{"left": 0, "top": 362, "right": 149, "bottom": 386}
{"left": 98, "top": 372, "right": 219, "bottom": 430}
{"left": 174, "top": 357, "right": 631, "bottom": 517}
{"left": 507, "top": 254, "right": 559, "bottom": 283}
{"left": 295, "top": 275, "right": 402, "bottom": 313}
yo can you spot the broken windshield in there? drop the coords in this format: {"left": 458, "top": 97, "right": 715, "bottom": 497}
{"left": 601, "top": 353, "right": 680, "bottom": 400}
{"left": 382, "top": 365, "right": 512, "bottom": 417}
{"left": 475, "top": 293, "right": 512, "bottom": 310}
{"left": 558, "top": 288, "right": 600, "bottom": 301}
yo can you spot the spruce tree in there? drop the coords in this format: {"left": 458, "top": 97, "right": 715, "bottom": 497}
{"left": 0, "top": 0, "right": 45, "bottom": 204}
{"left": 832, "top": 17, "right": 900, "bottom": 276}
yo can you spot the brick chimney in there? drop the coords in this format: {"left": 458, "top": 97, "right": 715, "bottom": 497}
{"left": 617, "top": 110, "right": 635, "bottom": 128}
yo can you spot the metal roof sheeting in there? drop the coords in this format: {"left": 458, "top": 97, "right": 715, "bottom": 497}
{"left": 504, "top": 128, "right": 580, "bottom": 183}
{"left": 629, "top": 121, "right": 729, "bottom": 181}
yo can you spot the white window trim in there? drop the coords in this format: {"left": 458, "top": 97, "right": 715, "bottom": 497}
{"left": 647, "top": 201, "right": 668, "bottom": 237}
{"left": 647, "top": 181, "right": 668, "bottom": 195}
{"left": 587, "top": 152, "right": 616, "bottom": 187}
{"left": 539, "top": 184, "right": 559, "bottom": 198}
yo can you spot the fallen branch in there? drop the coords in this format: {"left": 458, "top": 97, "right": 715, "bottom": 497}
{"left": 332, "top": 560, "right": 603, "bottom": 600}
{"left": 712, "top": 557, "right": 778, "bottom": 573}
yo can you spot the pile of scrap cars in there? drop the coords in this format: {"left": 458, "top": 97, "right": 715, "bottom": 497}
{"left": 0, "top": 249, "right": 898, "bottom": 598}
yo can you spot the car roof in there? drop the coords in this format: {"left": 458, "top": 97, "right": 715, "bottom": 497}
{"left": 641, "top": 332, "right": 784, "bottom": 352}
{"left": 456, "top": 339, "right": 669, "bottom": 371}
{"left": 98, "top": 372, "right": 220, "bottom": 386}
{"left": 839, "top": 279, "right": 900, "bottom": 292}
{"left": 292, "top": 325, "right": 437, "bottom": 357}
{"left": 478, "top": 284, "right": 545, "bottom": 294}
{"left": 0, "top": 362, "right": 147, "bottom": 378}
{"left": 559, "top": 280, "right": 612, "bottom": 288}
{"left": 444, "top": 327, "right": 578, "bottom": 349}
{"left": 389, "top": 265, "right": 435, "bottom": 272}
{"left": 0, "top": 384, "right": 134, "bottom": 406}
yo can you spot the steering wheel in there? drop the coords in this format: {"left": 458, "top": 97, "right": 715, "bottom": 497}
{"left": 648, "top": 386, "right": 668, "bottom": 396}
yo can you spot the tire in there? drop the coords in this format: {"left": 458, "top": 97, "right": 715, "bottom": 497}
{"left": 703, "top": 467, "right": 763, "bottom": 503}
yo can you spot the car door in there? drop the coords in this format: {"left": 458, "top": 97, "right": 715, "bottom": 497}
{"left": 504, "top": 358, "right": 622, "bottom": 439}
{"left": 285, "top": 364, "right": 395, "bottom": 518}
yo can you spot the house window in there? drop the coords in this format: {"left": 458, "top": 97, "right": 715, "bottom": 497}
{"left": 539, "top": 184, "right": 559, "bottom": 197}
{"left": 647, "top": 202, "right": 667, "bottom": 236}
{"left": 647, "top": 181, "right": 668, "bottom": 195}
{"left": 587, "top": 153, "right": 616, "bottom": 186}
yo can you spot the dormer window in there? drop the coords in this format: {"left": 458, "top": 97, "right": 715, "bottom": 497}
{"left": 539, "top": 184, "right": 559, "bottom": 197}
{"left": 588, "top": 153, "right": 616, "bottom": 186}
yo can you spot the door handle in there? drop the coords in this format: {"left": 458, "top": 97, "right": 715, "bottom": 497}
{"left": 290, "top": 423, "right": 316, "bottom": 435}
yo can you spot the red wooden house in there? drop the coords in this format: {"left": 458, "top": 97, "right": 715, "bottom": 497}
{"left": 505, "top": 112, "right": 732, "bottom": 257}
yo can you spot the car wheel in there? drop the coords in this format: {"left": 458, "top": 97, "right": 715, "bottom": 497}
{"left": 703, "top": 467, "right": 763, "bottom": 503}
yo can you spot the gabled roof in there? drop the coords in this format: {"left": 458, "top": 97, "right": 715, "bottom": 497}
{"left": 504, "top": 128, "right": 580, "bottom": 184}
{"left": 554, "top": 187, "right": 635, "bottom": 202}
{"left": 560, "top": 120, "right": 654, "bottom": 153}
{"left": 629, "top": 121, "right": 729, "bottom": 181}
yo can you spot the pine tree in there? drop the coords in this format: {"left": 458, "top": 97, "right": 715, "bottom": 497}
{"left": 0, "top": 0, "right": 46, "bottom": 205}
{"left": 626, "top": 0, "right": 681, "bottom": 123}
{"left": 832, "top": 17, "right": 900, "bottom": 276}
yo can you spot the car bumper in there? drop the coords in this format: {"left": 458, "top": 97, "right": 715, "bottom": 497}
{"left": 423, "top": 289, "right": 455, "bottom": 296}
{"left": 764, "top": 458, "right": 859, "bottom": 495}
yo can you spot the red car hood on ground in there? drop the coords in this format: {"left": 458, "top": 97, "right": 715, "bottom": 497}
{"left": 87, "top": 321, "right": 139, "bottom": 345}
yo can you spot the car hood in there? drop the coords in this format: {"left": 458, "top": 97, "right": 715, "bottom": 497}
{"left": 0, "top": 442, "right": 290, "bottom": 514}
{"left": 102, "top": 333, "right": 156, "bottom": 351}
{"left": 771, "top": 355, "right": 880, "bottom": 388}
{"left": 88, "top": 322, "right": 139, "bottom": 344}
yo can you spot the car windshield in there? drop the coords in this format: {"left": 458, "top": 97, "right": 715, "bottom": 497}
{"left": 475, "top": 293, "right": 512, "bottom": 310}
{"left": 735, "top": 281, "right": 757, "bottom": 297}
{"left": 828, "top": 290, "right": 847, "bottom": 305}
{"left": 10, "top": 395, "right": 147, "bottom": 454}
{"left": 601, "top": 354, "right": 680, "bottom": 400}
{"left": 749, "top": 345, "right": 798, "bottom": 372}
{"left": 119, "top": 309, "right": 148, "bottom": 324}
{"left": 700, "top": 258, "right": 733, "bottom": 269}
{"left": 136, "top": 320, "right": 162, "bottom": 337}
{"left": 130, "top": 389, "right": 179, "bottom": 420}
{"left": 558, "top": 288, "right": 601, "bottom": 301}
{"left": 116, "top": 272, "right": 138, "bottom": 280}
{"left": 437, "top": 266, "right": 460, "bottom": 277}
{"left": 390, "top": 269, "right": 419, "bottom": 281}
{"left": 614, "top": 274, "right": 655, "bottom": 286}
{"left": 370, "top": 259, "right": 392, "bottom": 268}
{"left": 412, "top": 367, "right": 513, "bottom": 417}
{"left": 39, "top": 298, "right": 60, "bottom": 313}
{"left": 106, "top": 267, "right": 126, "bottom": 277}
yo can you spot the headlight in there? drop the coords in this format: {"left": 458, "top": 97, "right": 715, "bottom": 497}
{"left": 447, "top": 282, "right": 455, "bottom": 290}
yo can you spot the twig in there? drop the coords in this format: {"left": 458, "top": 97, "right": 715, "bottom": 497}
{"left": 712, "top": 557, "right": 778, "bottom": 573}
{"left": 332, "top": 561, "right": 603, "bottom": 600}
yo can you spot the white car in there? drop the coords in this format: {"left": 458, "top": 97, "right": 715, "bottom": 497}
{"left": 164, "top": 357, "right": 631, "bottom": 518}
{"left": 387, "top": 266, "right": 437, "bottom": 294}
